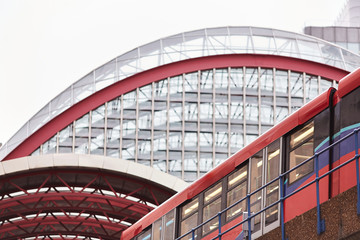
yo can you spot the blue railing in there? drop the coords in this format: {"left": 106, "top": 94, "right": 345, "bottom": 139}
{"left": 176, "top": 128, "right": 360, "bottom": 240}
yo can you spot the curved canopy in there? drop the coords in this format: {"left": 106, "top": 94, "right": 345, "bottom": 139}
{"left": 0, "top": 154, "right": 188, "bottom": 239}
{"left": 1, "top": 26, "right": 360, "bottom": 160}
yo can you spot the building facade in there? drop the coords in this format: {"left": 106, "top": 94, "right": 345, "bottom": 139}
{"left": 0, "top": 26, "right": 360, "bottom": 239}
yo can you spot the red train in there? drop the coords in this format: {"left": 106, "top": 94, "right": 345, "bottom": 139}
{"left": 121, "top": 68, "right": 360, "bottom": 240}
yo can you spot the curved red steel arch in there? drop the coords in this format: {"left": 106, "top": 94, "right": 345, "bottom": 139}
{"left": 0, "top": 167, "right": 176, "bottom": 239}
{"left": 3, "top": 54, "right": 348, "bottom": 161}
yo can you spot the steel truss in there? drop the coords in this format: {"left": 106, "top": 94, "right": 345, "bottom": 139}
{"left": 0, "top": 168, "right": 175, "bottom": 239}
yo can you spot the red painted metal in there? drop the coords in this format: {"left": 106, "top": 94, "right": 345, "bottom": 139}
{"left": 338, "top": 67, "right": 360, "bottom": 98}
{"left": 0, "top": 168, "right": 174, "bottom": 239}
{"left": 3, "top": 54, "right": 348, "bottom": 161}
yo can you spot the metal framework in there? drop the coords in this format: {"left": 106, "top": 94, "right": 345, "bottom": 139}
{"left": 31, "top": 67, "right": 337, "bottom": 182}
{"left": 2, "top": 26, "right": 360, "bottom": 161}
{"left": 0, "top": 166, "right": 176, "bottom": 239}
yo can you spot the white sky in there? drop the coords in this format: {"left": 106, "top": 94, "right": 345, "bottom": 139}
{"left": 0, "top": 0, "right": 347, "bottom": 146}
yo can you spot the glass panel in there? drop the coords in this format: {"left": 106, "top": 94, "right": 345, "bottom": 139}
{"left": 31, "top": 147, "right": 40, "bottom": 156}
{"left": 204, "top": 182, "right": 222, "bottom": 204}
{"left": 180, "top": 213, "right": 198, "bottom": 239}
{"left": 290, "top": 72, "right": 303, "bottom": 97}
{"left": 106, "top": 98, "right": 121, "bottom": 157}
{"left": 214, "top": 68, "right": 228, "bottom": 89}
{"left": 245, "top": 68, "right": 258, "bottom": 93}
{"left": 289, "top": 122, "right": 314, "bottom": 184}
{"left": 289, "top": 138, "right": 314, "bottom": 184}
{"left": 43, "top": 135, "right": 57, "bottom": 154}
{"left": 74, "top": 114, "right": 89, "bottom": 154}
{"left": 91, "top": 105, "right": 105, "bottom": 155}
{"left": 153, "top": 218, "right": 162, "bottom": 240}
{"left": 229, "top": 67, "right": 243, "bottom": 89}
{"left": 202, "top": 197, "right": 221, "bottom": 235}
{"left": 182, "top": 198, "right": 199, "bottom": 219}
{"left": 290, "top": 122, "right": 314, "bottom": 148}
{"left": 320, "top": 78, "right": 332, "bottom": 94}
{"left": 275, "top": 70, "right": 288, "bottom": 94}
{"left": 154, "top": 79, "right": 168, "bottom": 99}
{"left": 227, "top": 181, "right": 247, "bottom": 220}
{"left": 260, "top": 68, "right": 274, "bottom": 94}
{"left": 164, "top": 210, "right": 175, "bottom": 240}
{"left": 201, "top": 70, "right": 213, "bottom": 90}
{"left": 227, "top": 165, "right": 247, "bottom": 220}
{"left": 137, "top": 228, "right": 151, "bottom": 240}
{"left": 58, "top": 124, "right": 73, "bottom": 153}
{"left": 245, "top": 97, "right": 258, "bottom": 122}
{"left": 250, "top": 150, "right": 263, "bottom": 232}
{"left": 228, "top": 165, "right": 247, "bottom": 188}
{"left": 230, "top": 132, "right": 244, "bottom": 152}
{"left": 305, "top": 74, "right": 318, "bottom": 103}
{"left": 169, "top": 75, "right": 183, "bottom": 100}
{"left": 265, "top": 140, "right": 280, "bottom": 226}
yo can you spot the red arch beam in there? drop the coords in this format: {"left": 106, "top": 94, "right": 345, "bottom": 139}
{"left": 4, "top": 54, "right": 348, "bottom": 160}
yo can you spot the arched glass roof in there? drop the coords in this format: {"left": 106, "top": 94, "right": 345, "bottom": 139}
{"left": 1, "top": 26, "right": 360, "bottom": 160}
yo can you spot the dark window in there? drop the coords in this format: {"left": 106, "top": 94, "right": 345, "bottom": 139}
{"left": 340, "top": 86, "right": 360, "bottom": 128}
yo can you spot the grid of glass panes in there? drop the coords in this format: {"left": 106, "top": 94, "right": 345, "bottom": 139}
{"left": 3, "top": 26, "right": 358, "bottom": 163}
{"left": 33, "top": 67, "right": 335, "bottom": 182}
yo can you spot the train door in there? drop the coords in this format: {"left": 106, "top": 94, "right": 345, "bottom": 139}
{"left": 249, "top": 138, "right": 281, "bottom": 238}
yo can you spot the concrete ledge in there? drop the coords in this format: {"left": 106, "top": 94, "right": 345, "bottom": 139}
{"left": 2, "top": 156, "right": 29, "bottom": 174}
{"left": 0, "top": 154, "right": 188, "bottom": 193}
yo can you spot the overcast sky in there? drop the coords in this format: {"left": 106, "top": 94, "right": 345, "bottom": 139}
{"left": 0, "top": 0, "right": 347, "bottom": 146}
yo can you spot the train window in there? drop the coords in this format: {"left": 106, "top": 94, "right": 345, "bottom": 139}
{"left": 180, "top": 198, "right": 199, "bottom": 238}
{"left": 226, "top": 165, "right": 247, "bottom": 220}
{"left": 137, "top": 227, "right": 151, "bottom": 240}
{"left": 289, "top": 122, "right": 314, "bottom": 184}
{"left": 250, "top": 150, "right": 263, "bottom": 232}
{"left": 265, "top": 139, "right": 280, "bottom": 226}
{"left": 202, "top": 182, "right": 222, "bottom": 235}
{"left": 163, "top": 210, "right": 175, "bottom": 240}
{"left": 153, "top": 218, "right": 162, "bottom": 239}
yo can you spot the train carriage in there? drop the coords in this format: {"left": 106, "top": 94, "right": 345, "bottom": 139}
{"left": 122, "top": 68, "right": 360, "bottom": 240}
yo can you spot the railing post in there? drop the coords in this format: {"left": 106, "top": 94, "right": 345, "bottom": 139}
{"left": 247, "top": 194, "right": 251, "bottom": 240}
{"left": 315, "top": 153, "right": 325, "bottom": 234}
{"left": 192, "top": 228, "right": 195, "bottom": 240}
{"left": 218, "top": 212, "right": 222, "bottom": 240}
{"left": 280, "top": 174, "right": 286, "bottom": 240}
{"left": 355, "top": 129, "right": 360, "bottom": 214}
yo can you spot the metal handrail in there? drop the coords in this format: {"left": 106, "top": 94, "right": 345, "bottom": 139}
{"left": 176, "top": 128, "right": 360, "bottom": 240}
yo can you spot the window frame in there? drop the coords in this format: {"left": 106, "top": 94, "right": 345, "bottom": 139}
{"left": 286, "top": 121, "right": 315, "bottom": 185}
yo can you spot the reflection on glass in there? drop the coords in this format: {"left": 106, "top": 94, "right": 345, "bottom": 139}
{"left": 265, "top": 140, "right": 280, "bottom": 226}
{"left": 182, "top": 198, "right": 199, "bottom": 218}
{"left": 203, "top": 197, "right": 221, "bottom": 235}
{"left": 91, "top": 105, "right": 105, "bottom": 155}
{"left": 181, "top": 213, "right": 198, "bottom": 239}
{"left": 289, "top": 122, "right": 314, "bottom": 184}
{"left": 204, "top": 182, "right": 222, "bottom": 203}
{"left": 153, "top": 218, "right": 162, "bottom": 240}
{"left": 250, "top": 151, "right": 263, "bottom": 232}
{"left": 164, "top": 210, "right": 175, "bottom": 240}
{"left": 43, "top": 135, "right": 57, "bottom": 154}
{"left": 74, "top": 114, "right": 89, "bottom": 154}
{"left": 58, "top": 124, "right": 73, "bottom": 153}
{"left": 227, "top": 180, "right": 247, "bottom": 220}
{"left": 137, "top": 228, "right": 151, "bottom": 240}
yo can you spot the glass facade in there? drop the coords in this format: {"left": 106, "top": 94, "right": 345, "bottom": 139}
{"left": 32, "top": 67, "right": 335, "bottom": 182}
{"left": 1, "top": 26, "right": 359, "bottom": 161}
